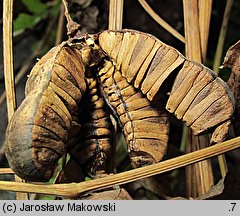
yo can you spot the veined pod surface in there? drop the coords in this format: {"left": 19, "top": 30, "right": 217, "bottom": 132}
{"left": 4, "top": 40, "right": 87, "bottom": 182}
{"left": 97, "top": 60, "right": 169, "bottom": 168}
{"left": 70, "top": 73, "right": 113, "bottom": 177}
{"left": 98, "top": 29, "right": 235, "bottom": 142}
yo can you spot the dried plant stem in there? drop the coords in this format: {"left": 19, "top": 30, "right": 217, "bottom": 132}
{"left": 199, "top": 0, "right": 228, "bottom": 179}
{"left": 3, "top": 0, "right": 16, "bottom": 117}
{"left": 183, "top": 0, "right": 201, "bottom": 62}
{"left": 3, "top": 0, "right": 28, "bottom": 200}
{"left": 62, "top": 0, "right": 80, "bottom": 36}
{"left": 62, "top": 0, "right": 71, "bottom": 23}
{"left": 211, "top": 0, "right": 233, "bottom": 177}
{"left": 218, "top": 154, "right": 228, "bottom": 177}
{"left": 0, "top": 168, "right": 14, "bottom": 174}
{"left": 138, "top": 0, "right": 185, "bottom": 43}
{"left": 198, "top": 0, "right": 212, "bottom": 62}
{"left": 198, "top": 1, "right": 227, "bottom": 182}
{"left": 108, "top": 0, "right": 124, "bottom": 172}
{"left": 183, "top": 0, "right": 214, "bottom": 198}
{"left": 0, "top": 136, "right": 240, "bottom": 197}
{"left": 213, "top": 0, "right": 233, "bottom": 75}
{"left": 109, "top": 0, "right": 124, "bottom": 30}
{"left": 55, "top": 4, "right": 65, "bottom": 45}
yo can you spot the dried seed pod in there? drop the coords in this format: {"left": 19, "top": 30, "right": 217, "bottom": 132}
{"left": 98, "top": 29, "right": 235, "bottom": 143}
{"left": 4, "top": 41, "right": 86, "bottom": 182}
{"left": 97, "top": 60, "right": 169, "bottom": 168}
{"left": 4, "top": 28, "right": 236, "bottom": 182}
{"left": 223, "top": 40, "right": 240, "bottom": 136}
{"left": 166, "top": 61, "right": 234, "bottom": 136}
{"left": 69, "top": 73, "right": 113, "bottom": 177}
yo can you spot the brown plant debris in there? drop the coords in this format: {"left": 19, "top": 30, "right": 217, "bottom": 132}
{"left": 223, "top": 40, "right": 240, "bottom": 136}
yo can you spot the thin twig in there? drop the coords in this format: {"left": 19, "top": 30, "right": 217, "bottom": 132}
{"left": 138, "top": 0, "right": 185, "bottom": 43}
{"left": 0, "top": 136, "right": 240, "bottom": 197}
{"left": 62, "top": 0, "right": 72, "bottom": 23}
{"left": 3, "top": 0, "right": 28, "bottom": 200}
{"left": 213, "top": 0, "right": 233, "bottom": 74}
{"left": 62, "top": 0, "right": 80, "bottom": 36}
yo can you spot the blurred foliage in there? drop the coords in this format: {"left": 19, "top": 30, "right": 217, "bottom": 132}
{"left": 13, "top": 0, "right": 61, "bottom": 35}
{"left": 22, "top": 0, "right": 47, "bottom": 15}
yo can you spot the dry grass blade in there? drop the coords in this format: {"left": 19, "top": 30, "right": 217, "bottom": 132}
{"left": 3, "top": 0, "right": 28, "bottom": 200}
{"left": 3, "top": 0, "right": 16, "bottom": 117}
{"left": 138, "top": 0, "right": 185, "bottom": 43}
{"left": 109, "top": 0, "right": 124, "bottom": 30}
{"left": 198, "top": 0, "right": 212, "bottom": 62}
{"left": 183, "top": 0, "right": 201, "bottom": 62}
{"left": 0, "top": 136, "right": 240, "bottom": 197}
{"left": 213, "top": 0, "right": 234, "bottom": 74}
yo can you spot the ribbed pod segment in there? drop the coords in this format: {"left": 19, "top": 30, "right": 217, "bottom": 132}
{"left": 97, "top": 60, "right": 169, "bottom": 168}
{"left": 4, "top": 43, "right": 86, "bottom": 182}
{"left": 98, "top": 29, "right": 235, "bottom": 138}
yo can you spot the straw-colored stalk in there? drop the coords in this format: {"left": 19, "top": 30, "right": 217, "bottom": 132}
{"left": 0, "top": 136, "right": 240, "bottom": 197}
{"left": 183, "top": 0, "right": 228, "bottom": 183}
{"left": 108, "top": 0, "right": 124, "bottom": 172}
{"left": 183, "top": 0, "right": 214, "bottom": 198}
{"left": 109, "top": 0, "right": 124, "bottom": 30}
{"left": 3, "top": 0, "right": 16, "bottom": 117}
{"left": 183, "top": 0, "right": 201, "bottom": 62}
{"left": 0, "top": 168, "right": 14, "bottom": 175}
{"left": 3, "top": 0, "right": 28, "bottom": 200}
{"left": 198, "top": 0, "right": 212, "bottom": 62}
{"left": 138, "top": 0, "right": 185, "bottom": 43}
